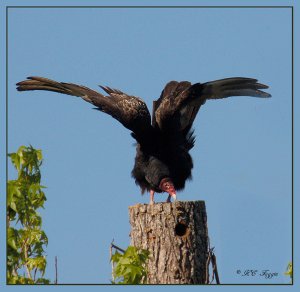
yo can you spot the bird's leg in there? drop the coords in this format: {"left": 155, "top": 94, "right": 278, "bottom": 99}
{"left": 149, "top": 189, "right": 155, "bottom": 205}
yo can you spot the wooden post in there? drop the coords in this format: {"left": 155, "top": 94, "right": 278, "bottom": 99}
{"left": 128, "top": 200, "right": 209, "bottom": 284}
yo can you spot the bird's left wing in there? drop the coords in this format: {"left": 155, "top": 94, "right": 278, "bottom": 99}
{"left": 17, "top": 77, "right": 152, "bottom": 136}
{"left": 153, "top": 77, "right": 271, "bottom": 133}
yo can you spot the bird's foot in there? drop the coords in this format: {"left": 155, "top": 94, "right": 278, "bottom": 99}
{"left": 166, "top": 195, "right": 171, "bottom": 203}
{"left": 166, "top": 193, "right": 177, "bottom": 203}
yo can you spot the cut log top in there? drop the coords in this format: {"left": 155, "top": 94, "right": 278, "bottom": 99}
{"left": 129, "top": 200, "right": 206, "bottom": 211}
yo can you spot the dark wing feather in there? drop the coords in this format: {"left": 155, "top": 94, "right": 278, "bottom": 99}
{"left": 17, "top": 77, "right": 152, "bottom": 135}
{"left": 153, "top": 81, "right": 192, "bottom": 132}
{"left": 154, "top": 77, "right": 271, "bottom": 133}
{"left": 199, "top": 77, "right": 271, "bottom": 100}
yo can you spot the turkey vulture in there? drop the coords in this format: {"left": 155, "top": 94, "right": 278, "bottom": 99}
{"left": 16, "top": 76, "right": 271, "bottom": 204}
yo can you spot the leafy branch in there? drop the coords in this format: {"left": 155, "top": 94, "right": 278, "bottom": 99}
{"left": 285, "top": 262, "right": 293, "bottom": 282}
{"left": 110, "top": 245, "right": 149, "bottom": 284}
{"left": 7, "top": 145, "right": 50, "bottom": 284}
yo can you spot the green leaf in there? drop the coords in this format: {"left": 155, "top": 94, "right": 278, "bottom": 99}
{"left": 26, "top": 256, "right": 47, "bottom": 275}
{"left": 7, "top": 181, "right": 22, "bottom": 211}
{"left": 35, "top": 278, "right": 50, "bottom": 284}
{"left": 36, "top": 150, "right": 43, "bottom": 161}
{"left": 285, "top": 262, "right": 293, "bottom": 279}
{"left": 8, "top": 153, "right": 21, "bottom": 171}
{"left": 7, "top": 227, "right": 20, "bottom": 251}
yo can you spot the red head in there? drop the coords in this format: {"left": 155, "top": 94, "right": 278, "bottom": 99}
{"left": 159, "top": 178, "right": 176, "bottom": 196}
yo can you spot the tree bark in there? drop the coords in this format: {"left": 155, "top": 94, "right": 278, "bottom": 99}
{"left": 128, "top": 200, "right": 209, "bottom": 284}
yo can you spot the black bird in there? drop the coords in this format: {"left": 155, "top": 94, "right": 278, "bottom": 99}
{"left": 17, "top": 76, "right": 271, "bottom": 204}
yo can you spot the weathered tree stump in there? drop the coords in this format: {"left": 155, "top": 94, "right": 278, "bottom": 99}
{"left": 128, "top": 200, "right": 209, "bottom": 284}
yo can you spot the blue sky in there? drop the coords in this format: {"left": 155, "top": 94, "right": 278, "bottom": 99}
{"left": 1, "top": 0, "right": 299, "bottom": 291}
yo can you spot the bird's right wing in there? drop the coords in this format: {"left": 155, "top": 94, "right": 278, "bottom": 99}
{"left": 17, "top": 77, "right": 152, "bottom": 136}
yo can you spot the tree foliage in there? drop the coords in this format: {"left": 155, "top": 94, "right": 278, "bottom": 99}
{"left": 285, "top": 262, "right": 293, "bottom": 282}
{"left": 111, "top": 246, "right": 149, "bottom": 284}
{"left": 7, "top": 145, "right": 50, "bottom": 284}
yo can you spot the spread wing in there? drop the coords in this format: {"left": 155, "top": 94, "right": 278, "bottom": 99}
{"left": 153, "top": 77, "right": 271, "bottom": 133}
{"left": 17, "top": 77, "right": 152, "bottom": 136}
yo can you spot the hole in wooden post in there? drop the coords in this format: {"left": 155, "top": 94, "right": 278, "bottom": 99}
{"left": 175, "top": 222, "right": 188, "bottom": 237}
